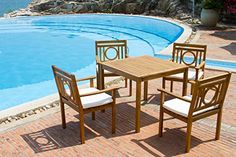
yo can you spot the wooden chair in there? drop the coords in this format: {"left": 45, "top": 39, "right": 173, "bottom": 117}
{"left": 162, "top": 43, "right": 207, "bottom": 94}
{"left": 158, "top": 72, "right": 231, "bottom": 153}
{"left": 52, "top": 65, "right": 117, "bottom": 144}
{"left": 96, "top": 40, "right": 132, "bottom": 96}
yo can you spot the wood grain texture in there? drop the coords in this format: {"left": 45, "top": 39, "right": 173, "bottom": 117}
{"left": 98, "top": 55, "right": 188, "bottom": 132}
{"left": 96, "top": 40, "right": 132, "bottom": 95}
{"left": 52, "top": 65, "right": 117, "bottom": 144}
{"left": 159, "top": 72, "right": 231, "bottom": 153}
{"left": 163, "top": 43, "right": 207, "bottom": 94}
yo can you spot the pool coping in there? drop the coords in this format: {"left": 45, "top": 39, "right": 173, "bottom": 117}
{"left": 0, "top": 82, "right": 92, "bottom": 120}
{"left": 0, "top": 14, "right": 193, "bottom": 120}
{"left": 0, "top": 76, "right": 123, "bottom": 120}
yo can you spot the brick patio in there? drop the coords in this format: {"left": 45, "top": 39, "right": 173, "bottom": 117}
{"left": 193, "top": 25, "right": 236, "bottom": 61}
{"left": 0, "top": 69, "right": 235, "bottom": 157}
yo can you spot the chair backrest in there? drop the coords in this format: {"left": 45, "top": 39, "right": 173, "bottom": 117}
{"left": 95, "top": 40, "right": 128, "bottom": 63}
{"left": 172, "top": 43, "right": 207, "bottom": 68}
{"left": 189, "top": 72, "right": 231, "bottom": 115}
{"left": 52, "top": 65, "right": 83, "bottom": 110}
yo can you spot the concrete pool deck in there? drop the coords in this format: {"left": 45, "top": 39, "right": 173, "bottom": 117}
{"left": 0, "top": 69, "right": 235, "bottom": 156}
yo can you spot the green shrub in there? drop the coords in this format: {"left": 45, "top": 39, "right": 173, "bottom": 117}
{"left": 201, "top": 0, "right": 224, "bottom": 10}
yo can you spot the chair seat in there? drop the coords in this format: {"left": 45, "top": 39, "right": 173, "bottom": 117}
{"left": 79, "top": 88, "right": 113, "bottom": 109}
{"left": 166, "top": 69, "right": 204, "bottom": 81}
{"left": 163, "top": 96, "right": 217, "bottom": 117}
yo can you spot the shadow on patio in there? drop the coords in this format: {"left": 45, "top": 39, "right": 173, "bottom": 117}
{"left": 131, "top": 126, "right": 214, "bottom": 156}
{"left": 211, "top": 30, "right": 236, "bottom": 41}
{"left": 21, "top": 102, "right": 158, "bottom": 153}
{"left": 221, "top": 42, "right": 236, "bottom": 55}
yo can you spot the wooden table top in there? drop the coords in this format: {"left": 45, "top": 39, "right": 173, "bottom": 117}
{"left": 98, "top": 55, "right": 188, "bottom": 81}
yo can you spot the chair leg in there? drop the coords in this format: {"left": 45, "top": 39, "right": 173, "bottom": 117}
{"left": 170, "top": 81, "right": 173, "bottom": 92}
{"left": 92, "top": 112, "right": 95, "bottom": 120}
{"left": 215, "top": 109, "right": 223, "bottom": 140}
{"left": 162, "top": 78, "right": 166, "bottom": 89}
{"left": 96, "top": 71, "right": 99, "bottom": 90}
{"left": 112, "top": 103, "right": 116, "bottom": 134}
{"left": 125, "top": 78, "right": 128, "bottom": 88}
{"left": 185, "top": 121, "right": 193, "bottom": 153}
{"left": 190, "top": 83, "right": 194, "bottom": 95}
{"left": 79, "top": 114, "right": 85, "bottom": 144}
{"left": 129, "top": 79, "right": 132, "bottom": 96}
{"left": 159, "top": 107, "right": 164, "bottom": 137}
{"left": 60, "top": 100, "right": 66, "bottom": 129}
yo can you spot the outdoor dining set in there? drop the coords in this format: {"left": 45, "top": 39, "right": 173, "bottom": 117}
{"left": 52, "top": 40, "right": 231, "bottom": 153}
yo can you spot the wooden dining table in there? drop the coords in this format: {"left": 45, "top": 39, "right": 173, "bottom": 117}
{"left": 97, "top": 55, "right": 188, "bottom": 133}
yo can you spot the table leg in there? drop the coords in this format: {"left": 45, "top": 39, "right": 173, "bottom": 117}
{"left": 144, "top": 81, "right": 148, "bottom": 101}
{"left": 136, "top": 81, "right": 141, "bottom": 133}
{"left": 182, "top": 68, "right": 188, "bottom": 96}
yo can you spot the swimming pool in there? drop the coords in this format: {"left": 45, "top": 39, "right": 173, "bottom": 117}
{"left": 0, "top": 14, "right": 184, "bottom": 111}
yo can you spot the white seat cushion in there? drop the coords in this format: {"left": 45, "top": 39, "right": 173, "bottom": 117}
{"left": 168, "top": 69, "right": 204, "bottom": 80}
{"left": 79, "top": 88, "right": 113, "bottom": 109}
{"left": 104, "top": 70, "right": 114, "bottom": 74}
{"left": 163, "top": 96, "right": 217, "bottom": 117}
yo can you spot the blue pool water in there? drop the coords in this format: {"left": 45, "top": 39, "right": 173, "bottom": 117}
{"left": 155, "top": 54, "right": 236, "bottom": 70}
{"left": 0, "top": 14, "right": 184, "bottom": 110}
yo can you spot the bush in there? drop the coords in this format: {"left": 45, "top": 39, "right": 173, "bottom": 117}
{"left": 224, "top": 0, "right": 236, "bottom": 14}
{"left": 201, "top": 0, "right": 224, "bottom": 10}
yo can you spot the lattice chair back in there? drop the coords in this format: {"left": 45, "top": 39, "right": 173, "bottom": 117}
{"left": 172, "top": 43, "right": 207, "bottom": 69}
{"left": 96, "top": 40, "right": 128, "bottom": 63}
{"left": 52, "top": 65, "right": 82, "bottom": 110}
{"left": 189, "top": 73, "right": 231, "bottom": 116}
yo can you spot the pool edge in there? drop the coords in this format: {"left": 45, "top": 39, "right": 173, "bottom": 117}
{"left": 0, "top": 14, "right": 191, "bottom": 120}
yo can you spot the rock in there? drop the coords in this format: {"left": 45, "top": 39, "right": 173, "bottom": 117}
{"left": 4, "top": 0, "right": 192, "bottom": 25}
{"left": 177, "top": 9, "right": 184, "bottom": 14}
{"left": 51, "top": 103, "right": 58, "bottom": 107}
{"left": 142, "top": 11, "right": 150, "bottom": 15}
{"left": 74, "top": 4, "right": 85, "bottom": 12}
{"left": 35, "top": 109, "right": 41, "bottom": 114}
{"left": 145, "top": 0, "right": 158, "bottom": 11}
{"left": 111, "top": 0, "right": 127, "bottom": 13}
{"left": 178, "top": 13, "right": 191, "bottom": 20}
{"left": 45, "top": 105, "right": 51, "bottom": 109}
{"left": 7, "top": 117, "right": 13, "bottom": 122}
{"left": 4, "top": 120, "right": 10, "bottom": 124}
{"left": 31, "top": 0, "right": 59, "bottom": 11}
{"left": 20, "top": 113, "right": 27, "bottom": 118}
{"left": 90, "top": 3, "right": 99, "bottom": 12}
{"left": 27, "top": 110, "right": 35, "bottom": 116}
{"left": 62, "top": 2, "right": 74, "bottom": 10}
{"left": 42, "top": 106, "right": 47, "bottom": 110}
{"left": 48, "top": 6, "right": 61, "bottom": 13}
{"left": 126, "top": 3, "right": 139, "bottom": 14}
